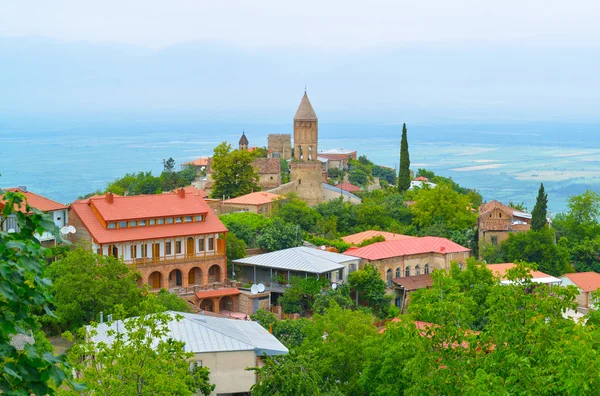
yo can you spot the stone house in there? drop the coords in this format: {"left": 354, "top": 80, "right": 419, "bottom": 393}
{"left": 89, "top": 311, "right": 288, "bottom": 396}
{"left": 252, "top": 158, "right": 281, "bottom": 189}
{"left": 344, "top": 236, "right": 471, "bottom": 288}
{"left": 478, "top": 200, "right": 531, "bottom": 251}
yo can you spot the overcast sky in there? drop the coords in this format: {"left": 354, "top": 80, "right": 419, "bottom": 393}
{"left": 2, "top": 0, "right": 599, "bottom": 49}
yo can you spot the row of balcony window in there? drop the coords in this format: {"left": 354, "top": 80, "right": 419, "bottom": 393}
{"left": 106, "top": 215, "right": 204, "bottom": 230}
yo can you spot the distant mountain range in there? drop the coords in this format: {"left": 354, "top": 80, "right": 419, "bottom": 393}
{"left": 1, "top": 36, "right": 598, "bottom": 123}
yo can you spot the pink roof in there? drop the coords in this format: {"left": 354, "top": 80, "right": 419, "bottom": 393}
{"left": 487, "top": 263, "right": 553, "bottom": 281}
{"left": 70, "top": 191, "right": 227, "bottom": 244}
{"left": 562, "top": 272, "right": 600, "bottom": 292}
{"left": 182, "top": 157, "right": 210, "bottom": 167}
{"left": 341, "top": 230, "right": 415, "bottom": 245}
{"left": 1, "top": 188, "right": 67, "bottom": 212}
{"left": 335, "top": 182, "right": 361, "bottom": 193}
{"left": 221, "top": 191, "right": 282, "bottom": 206}
{"left": 172, "top": 185, "right": 208, "bottom": 199}
{"left": 344, "top": 236, "right": 470, "bottom": 261}
{"left": 414, "top": 176, "right": 429, "bottom": 182}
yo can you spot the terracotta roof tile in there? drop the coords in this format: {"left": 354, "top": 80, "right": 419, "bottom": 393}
{"left": 70, "top": 191, "right": 227, "bottom": 244}
{"left": 487, "top": 263, "right": 553, "bottom": 280}
{"left": 1, "top": 188, "right": 67, "bottom": 212}
{"left": 479, "top": 200, "right": 515, "bottom": 216}
{"left": 252, "top": 158, "right": 281, "bottom": 174}
{"left": 182, "top": 157, "right": 210, "bottom": 167}
{"left": 335, "top": 182, "right": 361, "bottom": 193}
{"left": 341, "top": 230, "right": 415, "bottom": 245}
{"left": 562, "top": 272, "right": 600, "bottom": 292}
{"left": 222, "top": 192, "right": 282, "bottom": 206}
{"left": 344, "top": 236, "right": 470, "bottom": 261}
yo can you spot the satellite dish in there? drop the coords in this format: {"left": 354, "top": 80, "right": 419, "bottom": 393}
{"left": 69, "top": 225, "right": 76, "bottom": 233}
{"left": 60, "top": 226, "right": 69, "bottom": 235}
{"left": 320, "top": 245, "right": 326, "bottom": 250}
{"left": 250, "top": 284, "right": 259, "bottom": 295}
{"left": 331, "top": 283, "right": 338, "bottom": 290}
{"left": 257, "top": 283, "right": 265, "bottom": 293}
{"left": 7, "top": 228, "right": 15, "bottom": 233}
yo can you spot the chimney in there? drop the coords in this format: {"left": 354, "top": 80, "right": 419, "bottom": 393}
{"left": 18, "top": 186, "right": 27, "bottom": 192}
{"left": 177, "top": 188, "right": 185, "bottom": 198}
{"left": 100, "top": 312, "right": 104, "bottom": 324}
{"left": 106, "top": 192, "right": 114, "bottom": 204}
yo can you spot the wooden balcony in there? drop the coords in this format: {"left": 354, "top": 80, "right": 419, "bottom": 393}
{"left": 126, "top": 239, "right": 226, "bottom": 268}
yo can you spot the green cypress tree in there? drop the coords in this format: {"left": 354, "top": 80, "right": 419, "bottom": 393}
{"left": 531, "top": 183, "right": 548, "bottom": 231}
{"left": 398, "top": 123, "right": 411, "bottom": 192}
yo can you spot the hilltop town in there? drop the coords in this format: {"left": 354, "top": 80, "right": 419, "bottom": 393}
{"left": 3, "top": 92, "right": 600, "bottom": 395}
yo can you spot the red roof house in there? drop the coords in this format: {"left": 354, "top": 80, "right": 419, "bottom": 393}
{"left": 335, "top": 182, "right": 361, "bottom": 193}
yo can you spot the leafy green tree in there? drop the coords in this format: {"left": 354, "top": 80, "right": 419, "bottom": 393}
{"left": 0, "top": 190, "right": 81, "bottom": 394}
{"left": 372, "top": 164, "right": 397, "bottom": 185}
{"left": 274, "top": 195, "right": 321, "bottom": 232}
{"left": 225, "top": 232, "right": 246, "bottom": 279}
{"left": 531, "top": 183, "right": 548, "bottom": 231}
{"left": 553, "top": 190, "right": 600, "bottom": 242}
{"left": 250, "top": 309, "right": 278, "bottom": 330}
{"left": 508, "top": 201, "right": 527, "bottom": 211}
{"left": 278, "top": 276, "right": 328, "bottom": 315}
{"left": 326, "top": 167, "right": 343, "bottom": 182}
{"left": 251, "top": 352, "right": 322, "bottom": 396}
{"left": 314, "top": 198, "right": 358, "bottom": 235}
{"left": 480, "top": 242, "right": 506, "bottom": 264}
{"left": 411, "top": 183, "right": 477, "bottom": 231}
{"left": 398, "top": 123, "right": 411, "bottom": 192}
{"left": 154, "top": 289, "right": 192, "bottom": 313}
{"left": 312, "top": 284, "right": 355, "bottom": 314}
{"left": 416, "top": 168, "right": 435, "bottom": 179}
{"left": 257, "top": 219, "right": 303, "bottom": 252}
{"left": 501, "top": 227, "right": 569, "bottom": 276}
{"left": 162, "top": 157, "right": 176, "bottom": 172}
{"left": 46, "top": 247, "right": 143, "bottom": 331}
{"left": 210, "top": 142, "right": 259, "bottom": 199}
{"left": 271, "top": 319, "right": 311, "bottom": 349}
{"left": 348, "top": 265, "right": 390, "bottom": 318}
{"left": 348, "top": 168, "right": 369, "bottom": 187}
{"left": 251, "top": 147, "right": 269, "bottom": 158}
{"left": 280, "top": 158, "right": 290, "bottom": 184}
{"left": 219, "top": 212, "right": 271, "bottom": 247}
{"left": 63, "top": 299, "right": 214, "bottom": 396}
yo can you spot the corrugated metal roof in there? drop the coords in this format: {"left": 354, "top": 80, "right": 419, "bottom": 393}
{"left": 90, "top": 311, "right": 288, "bottom": 356}
{"left": 344, "top": 236, "right": 470, "bottom": 261}
{"left": 232, "top": 246, "right": 359, "bottom": 274}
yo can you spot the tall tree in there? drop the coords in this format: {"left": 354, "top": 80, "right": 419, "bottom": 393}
{"left": 531, "top": 183, "right": 548, "bottom": 231}
{"left": 398, "top": 123, "right": 411, "bottom": 192}
{"left": 210, "top": 142, "right": 259, "bottom": 199}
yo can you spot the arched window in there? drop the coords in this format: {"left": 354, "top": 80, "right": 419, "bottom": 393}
{"left": 395, "top": 267, "right": 401, "bottom": 278}
{"left": 424, "top": 264, "right": 430, "bottom": 274}
{"left": 308, "top": 146, "right": 313, "bottom": 161}
{"left": 405, "top": 266, "right": 411, "bottom": 277}
{"left": 386, "top": 269, "right": 392, "bottom": 288}
{"left": 415, "top": 265, "right": 421, "bottom": 276}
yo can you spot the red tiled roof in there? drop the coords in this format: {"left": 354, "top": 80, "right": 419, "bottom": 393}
{"left": 171, "top": 186, "right": 208, "bottom": 199}
{"left": 335, "top": 182, "right": 361, "bottom": 193}
{"left": 343, "top": 236, "right": 470, "bottom": 261}
{"left": 479, "top": 200, "right": 515, "bottom": 216}
{"left": 69, "top": 191, "right": 227, "bottom": 244}
{"left": 182, "top": 157, "right": 210, "bottom": 167}
{"left": 487, "top": 263, "right": 553, "bottom": 281}
{"left": 222, "top": 192, "right": 282, "bottom": 206}
{"left": 392, "top": 274, "right": 433, "bottom": 291}
{"left": 319, "top": 153, "right": 352, "bottom": 161}
{"left": 562, "top": 272, "right": 600, "bottom": 292}
{"left": 195, "top": 288, "right": 241, "bottom": 299}
{"left": 341, "top": 230, "right": 415, "bottom": 245}
{"left": 1, "top": 188, "right": 67, "bottom": 212}
{"left": 252, "top": 158, "right": 280, "bottom": 174}
{"left": 414, "top": 176, "right": 429, "bottom": 182}
{"left": 90, "top": 191, "right": 211, "bottom": 222}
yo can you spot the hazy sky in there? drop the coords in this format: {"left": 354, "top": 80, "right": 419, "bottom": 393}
{"left": 2, "top": 0, "right": 599, "bottom": 49}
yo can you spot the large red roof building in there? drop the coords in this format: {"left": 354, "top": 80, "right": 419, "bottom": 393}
{"left": 69, "top": 188, "right": 228, "bottom": 291}
{"left": 344, "top": 236, "right": 471, "bottom": 288}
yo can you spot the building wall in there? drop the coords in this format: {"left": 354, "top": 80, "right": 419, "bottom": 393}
{"left": 360, "top": 251, "right": 472, "bottom": 286}
{"left": 220, "top": 202, "right": 275, "bottom": 216}
{"left": 193, "top": 350, "right": 257, "bottom": 395}
{"left": 238, "top": 291, "right": 271, "bottom": 315}
{"left": 290, "top": 162, "right": 324, "bottom": 206}
{"left": 293, "top": 121, "right": 318, "bottom": 161}
{"left": 267, "top": 134, "right": 292, "bottom": 160}
{"left": 68, "top": 208, "right": 94, "bottom": 247}
{"left": 257, "top": 172, "right": 281, "bottom": 189}
{"left": 560, "top": 277, "right": 592, "bottom": 308}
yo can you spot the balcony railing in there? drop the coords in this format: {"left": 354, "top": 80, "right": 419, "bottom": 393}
{"left": 125, "top": 241, "right": 226, "bottom": 267}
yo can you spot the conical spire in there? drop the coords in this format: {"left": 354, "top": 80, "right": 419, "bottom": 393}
{"left": 294, "top": 92, "right": 318, "bottom": 121}
{"left": 239, "top": 130, "right": 249, "bottom": 145}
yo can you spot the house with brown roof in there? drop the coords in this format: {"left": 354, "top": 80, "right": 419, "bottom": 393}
{"left": 478, "top": 200, "right": 531, "bottom": 253}
{"left": 69, "top": 188, "right": 229, "bottom": 299}
{"left": 0, "top": 187, "right": 69, "bottom": 246}
{"left": 220, "top": 191, "right": 283, "bottom": 216}
{"left": 559, "top": 272, "right": 600, "bottom": 309}
{"left": 335, "top": 182, "right": 361, "bottom": 193}
{"left": 343, "top": 236, "right": 471, "bottom": 289}
{"left": 252, "top": 158, "right": 281, "bottom": 189}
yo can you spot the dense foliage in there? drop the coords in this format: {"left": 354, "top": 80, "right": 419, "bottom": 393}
{"left": 210, "top": 142, "right": 260, "bottom": 199}
{"left": 531, "top": 182, "right": 548, "bottom": 231}
{"left": 398, "top": 123, "right": 411, "bottom": 191}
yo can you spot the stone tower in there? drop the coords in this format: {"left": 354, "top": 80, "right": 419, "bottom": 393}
{"left": 239, "top": 131, "right": 249, "bottom": 151}
{"left": 290, "top": 92, "right": 323, "bottom": 206}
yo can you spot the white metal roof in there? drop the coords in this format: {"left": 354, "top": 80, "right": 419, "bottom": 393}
{"left": 320, "top": 148, "right": 356, "bottom": 155}
{"left": 233, "top": 246, "right": 360, "bottom": 274}
{"left": 500, "top": 276, "right": 561, "bottom": 286}
{"left": 89, "top": 311, "right": 288, "bottom": 356}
